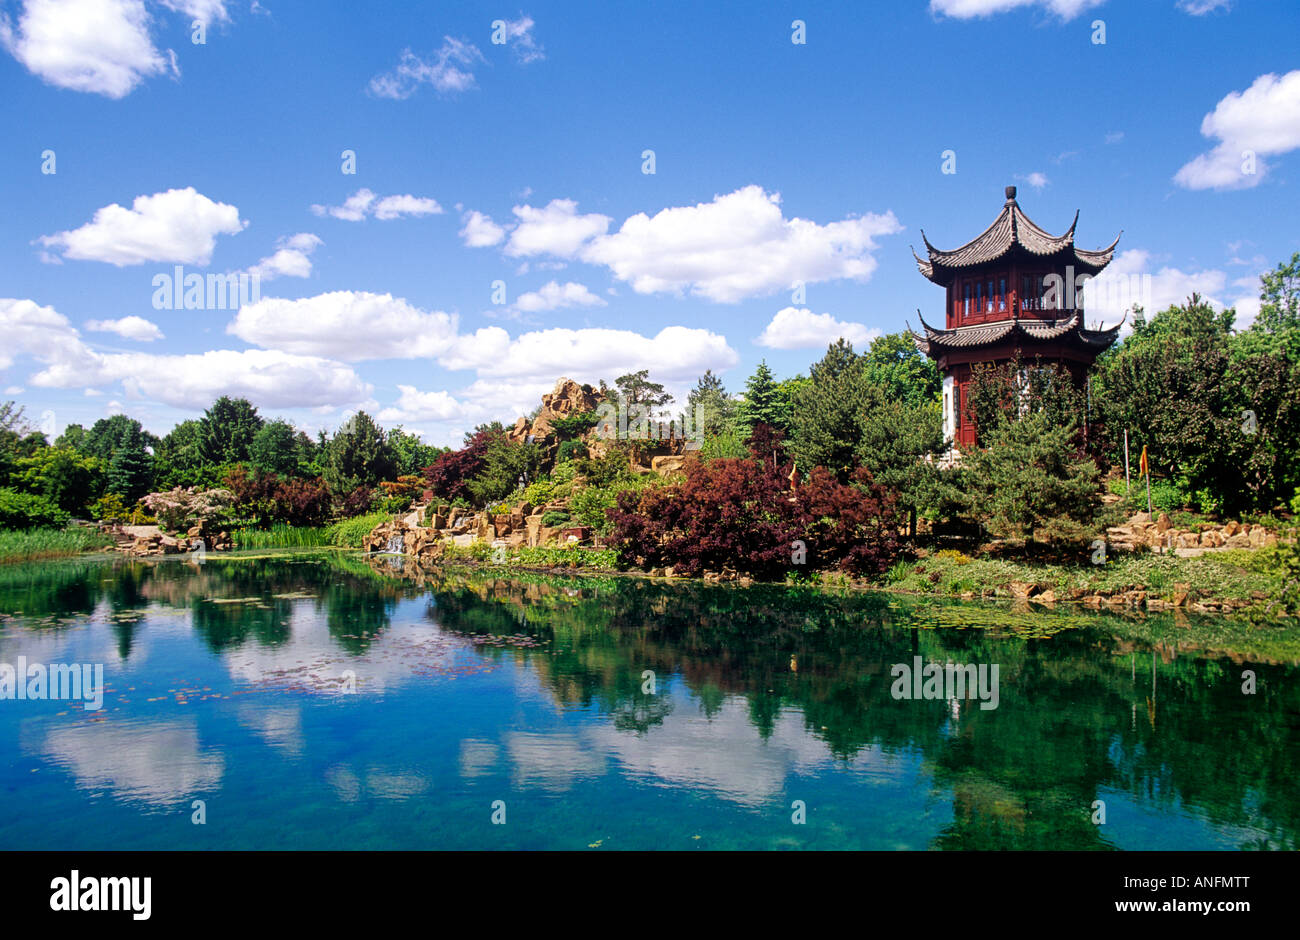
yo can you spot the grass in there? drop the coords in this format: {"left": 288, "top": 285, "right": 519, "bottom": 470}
{"left": 441, "top": 540, "right": 618, "bottom": 570}
{"left": 0, "top": 526, "right": 114, "bottom": 564}
{"left": 878, "top": 547, "right": 1282, "bottom": 605}
{"left": 231, "top": 524, "right": 334, "bottom": 550}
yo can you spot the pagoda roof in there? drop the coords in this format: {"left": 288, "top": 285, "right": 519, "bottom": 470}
{"left": 907, "top": 310, "right": 1124, "bottom": 358}
{"left": 913, "top": 186, "right": 1121, "bottom": 285}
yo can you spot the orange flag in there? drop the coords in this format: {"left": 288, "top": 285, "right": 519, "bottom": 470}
{"left": 1138, "top": 445, "right": 1148, "bottom": 478}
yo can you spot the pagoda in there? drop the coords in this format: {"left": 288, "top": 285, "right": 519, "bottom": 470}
{"left": 909, "top": 185, "right": 1123, "bottom": 451}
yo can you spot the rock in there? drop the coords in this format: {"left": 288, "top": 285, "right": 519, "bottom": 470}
{"left": 1032, "top": 589, "right": 1056, "bottom": 604}
{"left": 1081, "top": 595, "right": 1103, "bottom": 608}
{"left": 1225, "top": 533, "right": 1251, "bottom": 549}
{"left": 1130, "top": 511, "right": 1152, "bottom": 525}
{"left": 1009, "top": 581, "right": 1035, "bottom": 599}
{"left": 664, "top": 566, "right": 676, "bottom": 578}
{"left": 507, "top": 377, "right": 602, "bottom": 445}
{"left": 1263, "top": 533, "right": 1279, "bottom": 548}
{"left": 1200, "top": 529, "right": 1222, "bottom": 548}
{"left": 650, "top": 455, "right": 690, "bottom": 475}
{"left": 1156, "top": 513, "right": 1171, "bottom": 533}
{"left": 1222, "top": 521, "right": 1239, "bottom": 536}
{"left": 1249, "top": 527, "right": 1267, "bottom": 548}
{"left": 648, "top": 567, "right": 665, "bottom": 577}
{"left": 1177, "top": 532, "right": 1200, "bottom": 548}
{"left": 402, "top": 508, "right": 423, "bottom": 528}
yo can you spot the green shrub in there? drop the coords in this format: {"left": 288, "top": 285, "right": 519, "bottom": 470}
{"left": 540, "top": 509, "right": 571, "bottom": 527}
{"left": 0, "top": 488, "right": 69, "bottom": 530}
{"left": 523, "top": 479, "right": 556, "bottom": 506}
{"left": 556, "top": 439, "right": 588, "bottom": 463}
{"left": 327, "top": 511, "right": 392, "bottom": 548}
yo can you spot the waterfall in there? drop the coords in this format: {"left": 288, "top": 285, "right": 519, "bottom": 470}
{"left": 384, "top": 535, "right": 404, "bottom": 555}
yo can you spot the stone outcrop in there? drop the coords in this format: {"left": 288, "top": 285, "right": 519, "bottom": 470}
{"left": 507, "top": 377, "right": 601, "bottom": 446}
{"left": 1103, "top": 512, "right": 1281, "bottom": 557}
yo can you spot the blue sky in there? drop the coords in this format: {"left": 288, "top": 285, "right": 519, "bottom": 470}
{"left": 2, "top": 0, "right": 1298, "bottom": 446}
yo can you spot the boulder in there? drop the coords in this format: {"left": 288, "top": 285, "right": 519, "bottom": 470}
{"left": 1156, "top": 513, "right": 1172, "bottom": 533}
{"left": 651, "top": 455, "right": 690, "bottom": 475}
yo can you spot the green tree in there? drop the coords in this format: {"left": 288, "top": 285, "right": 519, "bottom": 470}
{"left": 467, "top": 437, "right": 542, "bottom": 506}
{"left": 106, "top": 423, "right": 154, "bottom": 503}
{"left": 82, "top": 414, "right": 157, "bottom": 465}
{"left": 961, "top": 407, "right": 1103, "bottom": 547}
{"left": 686, "top": 370, "right": 735, "bottom": 439}
{"left": 153, "top": 419, "right": 210, "bottom": 488}
{"left": 857, "top": 399, "right": 944, "bottom": 536}
{"left": 1256, "top": 251, "right": 1300, "bottom": 334}
{"left": 250, "top": 419, "right": 301, "bottom": 477}
{"left": 787, "top": 340, "right": 874, "bottom": 479}
{"left": 326, "top": 412, "right": 396, "bottom": 493}
{"left": 614, "top": 370, "right": 673, "bottom": 412}
{"left": 735, "top": 360, "right": 784, "bottom": 433}
{"left": 198, "top": 396, "right": 264, "bottom": 466}
{"left": 387, "top": 426, "right": 444, "bottom": 477}
{"left": 862, "top": 332, "right": 942, "bottom": 406}
{"left": 14, "top": 447, "right": 107, "bottom": 515}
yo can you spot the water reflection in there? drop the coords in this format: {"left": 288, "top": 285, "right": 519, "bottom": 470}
{"left": 0, "top": 554, "right": 1296, "bottom": 849}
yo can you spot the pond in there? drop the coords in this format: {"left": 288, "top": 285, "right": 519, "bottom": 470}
{"left": 0, "top": 552, "right": 1296, "bottom": 850}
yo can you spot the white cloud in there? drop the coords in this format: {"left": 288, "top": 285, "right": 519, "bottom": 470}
{"left": 1174, "top": 70, "right": 1300, "bottom": 190}
{"left": 157, "top": 0, "right": 229, "bottom": 25}
{"left": 84, "top": 315, "right": 164, "bottom": 341}
{"left": 513, "top": 281, "right": 607, "bottom": 313}
{"left": 368, "top": 37, "right": 484, "bottom": 99}
{"left": 439, "top": 324, "right": 737, "bottom": 381}
{"left": 1083, "top": 248, "right": 1260, "bottom": 328}
{"left": 228, "top": 290, "right": 460, "bottom": 361}
{"left": 504, "top": 198, "right": 612, "bottom": 258}
{"left": 755, "top": 307, "right": 880, "bottom": 350}
{"left": 311, "top": 188, "right": 442, "bottom": 222}
{"left": 494, "top": 14, "right": 543, "bottom": 64}
{"left": 0, "top": 0, "right": 177, "bottom": 98}
{"left": 929, "top": 0, "right": 1105, "bottom": 19}
{"left": 38, "top": 187, "right": 246, "bottom": 266}
{"left": 246, "top": 232, "right": 322, "bottom": 280}
{"left": 581, "top": 186, "right": 902, "bottom": 303}
{"left": 1, "top": 297, "right": 370, "bottom": 410}
{"left": 1177, "top": 0, "right": 1230, "bottom": 14}
{"left": 376, "top": 385, "right": 464, "bottom": 424}
{"left": 1017, "top": 171, "right": 1050, "bottom": 190}
{"left": 458, "top": 210, "right": 506, "bottom": 247}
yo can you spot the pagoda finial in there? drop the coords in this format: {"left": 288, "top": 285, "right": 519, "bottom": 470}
{"left": 1005, "top": 185, "right": 1017, "bottom": 202}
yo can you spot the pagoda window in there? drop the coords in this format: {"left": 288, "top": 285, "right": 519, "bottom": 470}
{"left": 985, "top": 278, "right": 995, "bottom": 313}
{"left": 998, "top": 277, "right": 1007, "bottom": 312}
{"left": 963, "top": 283, "right": 972, "bottom": 319}
{"left": 974, "top": 280, "right": 982, "bottom": 316}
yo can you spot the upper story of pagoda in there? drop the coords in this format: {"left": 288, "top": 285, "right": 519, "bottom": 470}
{"left": 912, "top": 185, "right": 1122, "bottom": 328}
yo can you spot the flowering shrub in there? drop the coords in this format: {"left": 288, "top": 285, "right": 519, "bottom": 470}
{"left": 141, "top": 486, "right": 235, "bottom": 531}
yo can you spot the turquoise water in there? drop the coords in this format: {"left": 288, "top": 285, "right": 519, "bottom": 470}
{"left": 0, "top": 553, "right": 1296, "bottom": 850}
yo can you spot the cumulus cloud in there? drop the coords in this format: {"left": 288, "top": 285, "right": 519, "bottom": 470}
{"left": 38, "top": 187, "right": 246, "bottom": 266}
{"left": 1, "top": 297, "right": 371, "bottom": 409}
{"left": 466, "top": 186, "right": 902, "bottom": 303}
{"left": 228, "top": 290, "right": 460, "bottom": 361}
{"left": 504, "top": 199, "right": 611, "bottom": 258}
{"left": 929, "top": 0, "right": 1105, "bottom": 18}
{"left": 582, "top": 186, "right": 902, "bottom": 303}
{"left": 458, "top": 210, "right": 506, "bottom": 247}
{"left": 376, "top": 385, "right": 464, "bottom": 424}
{"left": 311, "top": 188, "right": 442, "bottom": 222}
{"left": 1084, "top": 248, "right": 1260, "bottom": 329}
{"left": 513, "top": 281, "right": 606, "bottom": 313}
{"left": 0, "top": 0, "right": 176, "bottom": 98}
{"left": 84, "top": 315, "right": 164, "bottom": 341}
{"left": 368, "top": 37, "right": 484, "bottom": 99}
{"left": 755, "top": 307, "right": 880, "bottom": 350}
{"left": 1174, "top": 70, "right": 1300, "bottom": 190}
{"left": 244, "top": 232, "right": 321, "bottom": 281}
{"left": 1017, "top": 171, "right": 1050, "bottom": 190}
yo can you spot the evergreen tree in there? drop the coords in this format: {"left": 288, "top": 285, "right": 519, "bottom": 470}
{"left": 736, "top": 361, "right": 783, "bottom": 433}
{"left": 106, "top": 423, "right": 153, "bottom": 503}
{"left": 614, "top": 370, "right": 673, "bottom": 411}
{"left": 861, "top": 332, "right": 942, "bottom": 406}
{"left": 686, "top": 370, "right": 734, "bottom": 438}
{"left": 198, "top": 396, "right": 264, "bottom": 466}
{"left": 787, "top": 340, "right": 874, "bottom": 479}
{"left": 326, "top": 411, "right": 396, "bottom": 493}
